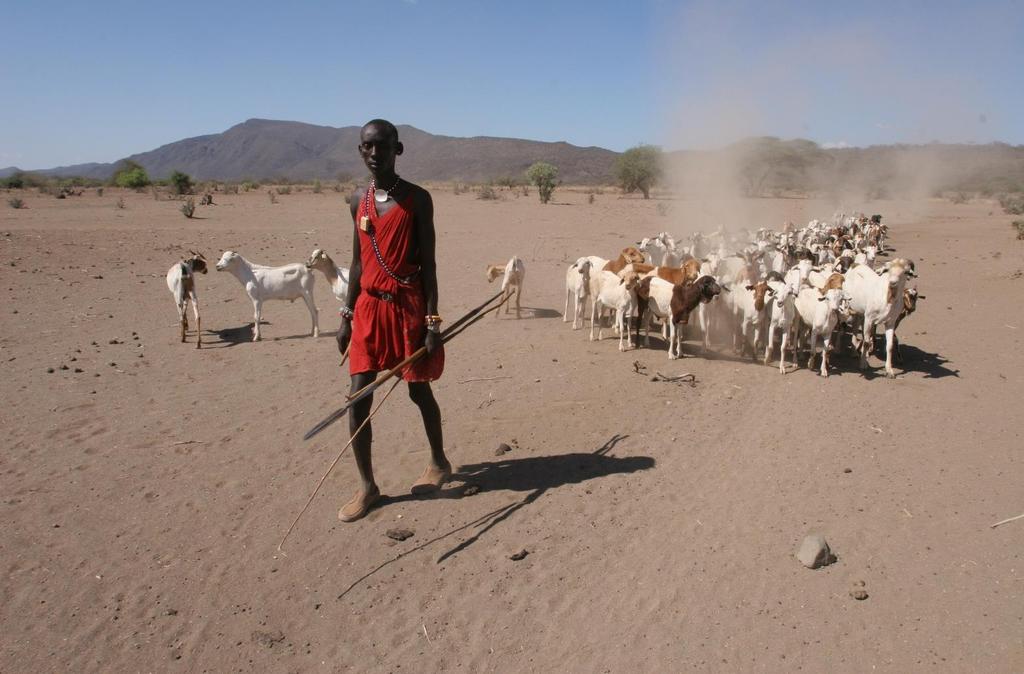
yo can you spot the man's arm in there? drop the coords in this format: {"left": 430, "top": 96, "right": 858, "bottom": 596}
{"left": 337, "top": 189, "right": 364, "bottom": 354}
{"left": 413, "top": 187, "right": 441, "bottom": 352}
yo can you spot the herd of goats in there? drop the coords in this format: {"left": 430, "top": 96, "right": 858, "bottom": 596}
{"left": 165, "top": 212, "right": 922, "bottom": 379}
{"left": 554, "top": 213, "right": 921, "bottom": 378}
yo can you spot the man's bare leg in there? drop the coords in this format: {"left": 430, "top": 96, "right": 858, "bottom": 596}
{"left": 407, "top": 381, "right": 451, "bottom": 493}
{"left": 339, "top": 371, "right": 381, "bottom": 521}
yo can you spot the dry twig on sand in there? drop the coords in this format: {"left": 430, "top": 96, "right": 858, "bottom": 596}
{"left": 990, "top": 513, "right": 1024, "bottom": 528}
{"left": 457, "top": 376, "right": 511, "bottom": 384}
{"left": 651, "top": 372, "right": 697, "bottom": 386}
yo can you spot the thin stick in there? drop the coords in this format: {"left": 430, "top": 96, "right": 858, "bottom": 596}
{"left": 339, "top": 343, "right": 351, "bottom": 369}
{"left": 278, "top": 378, "right": 402, "bottom": 553}
{"left": 304, "top": 292, "right": 510, "bottom": 441}
{"left": 990, "top": 512, "right": 1024, "bottom": 528}
{"left": 457, "top": 376, "right": 512, "bottom": 384}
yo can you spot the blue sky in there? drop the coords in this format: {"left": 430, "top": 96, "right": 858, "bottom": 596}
{"left": 2, "top": 0, "right": 1022, "bottom": 169}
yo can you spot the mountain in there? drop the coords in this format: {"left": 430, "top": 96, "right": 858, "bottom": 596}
{"left": 22, "top": 121, "right": 1024, "bottom": 196}
{"left": 34, "top": 119, "right": 619, "bottom": 184}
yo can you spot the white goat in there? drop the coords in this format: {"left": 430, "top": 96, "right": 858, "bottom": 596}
{"left": 843, "top": 258, "right": 916, "bottom": 377}
{"left": 794, "top": 278, "right": 849, "bottom": 377}
{"left": 563, "top": 257, "right": 592, "bottom": 330}
{"left": 166, "top": 251, "right": 207, "bottom": 348}
{"left": 486, "top": 256, "right": 526, "bottom": 318}
{"left": 762, "top": 275, "right": 798, "bottom": 373}
{"left": 215, "top": 251, "right": 318, "bottom": 341}
{"left": 590, "top": 270, "right": 637, "bottom": 351}
{"left": 305, "top": 249, "right": 350, "bottom": 303}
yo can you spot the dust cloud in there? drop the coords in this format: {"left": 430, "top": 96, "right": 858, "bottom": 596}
{"left": 649, "top": 0, "right": 1017, "bottom": 231}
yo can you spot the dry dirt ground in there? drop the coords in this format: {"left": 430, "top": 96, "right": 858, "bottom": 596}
{"left": 1, "top": 187, "right": 1022, "bottom": 673}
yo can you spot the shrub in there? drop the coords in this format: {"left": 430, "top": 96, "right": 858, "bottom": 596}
{"left": 268, "top": 190, "right": 278, "bottom": 204}
{"left": 180, "top": 197, "right": 196, "bottom": 218}
{"left": 276, "top": 185, "right": 291, "bottom": 195}
{"left": 3, "top": 173, "right": 25, "bottom": 189}
{"left": 115, "top": 197, "right": 125, "bottom": 209}
{"left": 656, "top": 202, "right": 669, "bottom": 217}
{"left": 998, "top": 193, "right": 1024, "bottom": 215}
{"left": 8, "top": 197, "right": 25, "bottom": 209}
{"left": 168, "top": 171, "right": 194, "bottom": 195}
{"left": 948, "top": 191, "right": 969, "bottom": 204}
{"left": 1013, "top": 220, "right": 1024, "bottom": 240}
{"left": 477, "top": 185, "right": 499, "bottom": 200}
{"left": 312, "top": 179, "right": 322, "bottom": 194}
{"left": 525, "top": 162, "right": 558, "bottom": 204}
{"left": 453, "top": 182, "right": 465, "bottom": 195}
{"left": 96, "top": 187, "right": 104, "bottom": 197}
{"left": 113, "top": 161, "right": 151, "bottom": 189}
{"left": 332, "top": 181, "right": 345, "bottom": 193}
{"left": 223, "top": 183, "right": 239, "bottom": 194}
{"left": 588, "top": 192, "right": 595, "bottom": 204}
{"left": 615, "top": 145, "right": 663, "bottom": 199}
{"left": 241, "top": 180, "right": 260, "bottom": 192}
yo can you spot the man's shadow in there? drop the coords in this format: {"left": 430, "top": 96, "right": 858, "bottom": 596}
{"left": 337, "top": 434, "right": 653, "bottom": 599}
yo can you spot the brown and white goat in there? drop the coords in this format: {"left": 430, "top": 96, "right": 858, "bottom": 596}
{"left": 486, "top": 256, "right": 526, "bottom": 318}
{"left": 166, "top": 251, "right": 208, "bottom": 348}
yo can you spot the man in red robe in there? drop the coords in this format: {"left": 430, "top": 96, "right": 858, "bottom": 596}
{"left": 335, "top": 119, "right": 450, "bottom": 522}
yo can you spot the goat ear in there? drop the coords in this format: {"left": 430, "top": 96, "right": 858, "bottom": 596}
{"left": 918, "top": 294, "right": 926, "bottom": 300}
{"left": 745, "top": 284, "right": 755, "bottom": 291}
{"left": 818, "top": 296, "right": 827, "bottom": 302}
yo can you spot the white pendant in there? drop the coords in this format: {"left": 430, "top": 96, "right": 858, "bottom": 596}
{"left": 374, "top": 189, "right": 388, "bottom": 203}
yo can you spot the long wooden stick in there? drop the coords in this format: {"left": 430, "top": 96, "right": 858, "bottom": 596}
{"left": 278, "top": 378, "right": 402, "bottom": 553}
{"left": 303, "top": 290, "right": 509, "bottom": 441}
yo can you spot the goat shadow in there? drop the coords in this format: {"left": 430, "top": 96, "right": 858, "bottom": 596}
{"left": 205, "top": 322, "right": 321, "bottom": 347}
{"left": 497, "top": 306, "right": 560, "bottom": 320}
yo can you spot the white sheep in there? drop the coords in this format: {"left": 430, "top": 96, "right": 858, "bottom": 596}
{"left": 165, "top": 250, "right": 207, "bottom": 348}
{"left": 215, "top": 250, "right": 318, "bottom": 341}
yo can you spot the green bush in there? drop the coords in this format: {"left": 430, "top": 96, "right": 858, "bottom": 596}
{"left": 169, "top": 171, "right": 194, "bottom": 195}
{"left": 525, "top": 162, "right": 558, "bottom": 204}
{"left": 3, "top": 173, "right": 25, "bottom": 189}
{"left": 241, "top": 180, "right": 260, "bottom": 192}
{"left": 180, "top": 197, "right": 196, "bottom": 218}
{"left": 276, "top": 185, "right": 291, "bottom": 195}
{"left": 312, "top": 179, "right": 322, "bottom": 194}
{"left": 114, "top": 161, "right": 151, "bottom": 189}
{"left": 8, "top": 197, "right": 25, "bottom": 209}
{"left": 1013, "top": 220, "right": 1024, "bottom": 240}
{"left": 615, "top": 144, "right": 663, "bottom": 199}
{"left": 223, "top": 183, "right": 239, "bottom": 194}
{"left": 267, "top": 190, "right": 277, "bottom": 204}
{"left": 477, "top": 185, "right": 499, "bottom": 201}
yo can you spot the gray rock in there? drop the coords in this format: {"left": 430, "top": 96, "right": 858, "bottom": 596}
{"left": 797, "top": 534, "right": 836, "bottom": 569}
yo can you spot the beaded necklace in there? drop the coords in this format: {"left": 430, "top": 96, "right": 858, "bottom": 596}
{"left": 360, "top": 179, "right": 418, "bottom": 286}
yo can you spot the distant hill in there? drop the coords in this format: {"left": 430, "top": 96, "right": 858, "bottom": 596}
{"left": 18, "top": 120, "right": 1024, "bottom": 197}
{"left": 34, "top": 119, "right": 619, "bottom": 184}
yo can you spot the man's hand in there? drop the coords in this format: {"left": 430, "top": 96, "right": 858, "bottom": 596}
{"left": 424, "top": 329, "right": 441, "bottom": 354}
{"left": 337, "top": 318, "right": 352, "bottom": 355}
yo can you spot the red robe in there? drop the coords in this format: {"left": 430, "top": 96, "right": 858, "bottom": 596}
{"left": 348, "top": 193, "right": 444, "bottom": 382}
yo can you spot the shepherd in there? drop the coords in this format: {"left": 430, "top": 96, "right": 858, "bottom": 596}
{"left": 335, "top": 119, "right": 450, "bottom": 522}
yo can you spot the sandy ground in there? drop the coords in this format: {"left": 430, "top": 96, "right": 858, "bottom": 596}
{"left": 1, "top": 186, "right": 1022, "bottom": 673}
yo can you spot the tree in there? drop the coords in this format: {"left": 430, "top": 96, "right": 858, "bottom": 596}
{"left": 615, "top": 144, "right": 663, "bottom": 199}
{"left": 113, "top": 160, "right": 151, "bottom": 189}
{"left": 525, "top": 162, "right": 558, "bottom": 204}
{"left": 169, "top": 170, "right": 194, "bottom": 195}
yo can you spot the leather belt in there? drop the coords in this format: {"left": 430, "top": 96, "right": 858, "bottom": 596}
{"left": 367, "top": 289, "right": 396, "bottom": 303}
